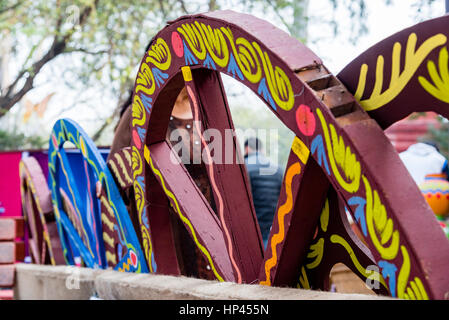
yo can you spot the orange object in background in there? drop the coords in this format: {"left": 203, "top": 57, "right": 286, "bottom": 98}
{"left": 419, "top": 173, "right": 449, "bottom": 218}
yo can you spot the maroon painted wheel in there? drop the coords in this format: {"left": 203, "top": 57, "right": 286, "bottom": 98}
{"left": 19, "top": 157, "right": 64, "bottom": 265}
{"left": 130, "top": 10, "right": 449, "bottom": 299}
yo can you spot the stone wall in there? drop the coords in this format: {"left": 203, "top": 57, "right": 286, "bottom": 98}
{"left": 13, "top": 263, "right": 393, "bottom": 300}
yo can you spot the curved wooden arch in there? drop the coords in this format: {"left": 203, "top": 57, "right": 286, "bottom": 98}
{"left": 48, "top": 119, "right": 148, "bottom": 272}
{"left": 130, "top": 10, "right": 449, "bottom": 298}
{"left": 338, "top": 14, "right": 449, "bottom": 129}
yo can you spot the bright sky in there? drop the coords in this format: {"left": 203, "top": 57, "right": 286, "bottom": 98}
{"left": 309, "top": 0, "right": 446, "bottom": 72}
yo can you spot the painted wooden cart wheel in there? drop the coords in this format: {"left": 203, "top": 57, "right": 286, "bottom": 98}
{"left": 131, "top": 10, "right": 449, "bottom": 298}
{"left": 19, "top": 156, "right": 64, "bottom": 265}
{"left": 335, "top": 14, "right": 449, "bottom": 297}
{"left": 48, "top": 119, "right": 148, "bottom": 272}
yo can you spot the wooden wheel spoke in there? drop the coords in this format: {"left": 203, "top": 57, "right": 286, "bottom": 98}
{"left": 57, "top": 206, "right": 96, "bottom": 267}
{"left": 144, "top": 141, "right": 236, "bottom": 282}
{"left": 181, "top": 66, "right": 263, "bottom": 283}
{"left": 260, "top": 139, "right": 330, "bottom": 286}
{"left": 57, "top": 147, "right": 88, "bottom": 220}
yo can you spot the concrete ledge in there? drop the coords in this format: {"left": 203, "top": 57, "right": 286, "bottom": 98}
{"left": 14, "top": 263, "right": 393, "bottom": 300}
{"left": 14, "top": 263, "right": 101, "bottom": 300}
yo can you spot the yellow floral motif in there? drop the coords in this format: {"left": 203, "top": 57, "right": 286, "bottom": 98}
{"left": 106, "top": 251, "right": 117, "bottom": 265}
{"left": 355, "top": 32, "right": 447, "bottom": 111}
{"left": 133, "top": 180, "right": 145, "bottom": 218}
{"left": 135, "top": 38, "right": 171, "bottom": 97}
{"left": 397, "top": 246, "right": 429, "bottom": 300}
{"left": 113, "top": 153, "right": 133, "bottom": 186}
{"left": 178, "top": 21, "right": 294, "bottom": 111}
{"left": 140, "top": 226, "right": 154, "bottom": 272}
{"left": 361, "top": 175, "right": 428, "bottom": 298}
{"left": 178, "top": 23, "right": 207, "bottom": 60}
{"left": 320, "top": 198, "right": 329, "bottom": 233}
{"left": 362, "top": 175, "right": 400, "bottom": 260}
{"left": 317, "top": 108, "right": 361, "bottom": 193}
{"left": 108, "top": 160, "right": 126, "bottom": 188}
{"left": 102, "top": 231, "right": 115, "bottom": 248}
{"left": 146, "top": 38, "right": 171, "bottom": 71}
{"left": 419, "top": 46, "right": 449, "bottom": 104}
{"left": 306, "top": 238, "right": 324, "bottom": 269}
{"left": 330, "top": 234, "right": 387, "bottom": 290}
{"left": 197, "top": 22, "right": 230, "bottom": 67}
{"left": 253, "top": 42, "right": 294, "bottom": 111}
{"left": 220, "top": 27, "right": 262, "bottom": 83}
{"left": 297, "top": 266, "right": 311, "bottom": 289}
{"left": 130, "top": 146, "right": 151, "bottom": 269}
{"left": 135, "top": 62, "right": 155, "bottom": 96}
{"left": 100, "top": 209, "right": 115, "bottom": 232}
{"left": 131, "top": 146, "right": 143, "bottom": 178}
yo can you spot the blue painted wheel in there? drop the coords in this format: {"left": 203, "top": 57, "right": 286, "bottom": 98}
{"left": 48, "top": 118, "right": 148, "bottom": 272}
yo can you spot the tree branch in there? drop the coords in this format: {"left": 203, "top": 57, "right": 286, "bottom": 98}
{"left": 64, "top": 47, "right": 109, "bottom": 55}
{"left": 0, "top": 0, "right": 99, "bottom": 117}
{"left": 0, "top": 0, "right": 24, "bottom": 15}
{"left": 91, "top": 102, "right": 122, "bottom": 142}
{"left": 178, "top": 0, "right": 189, "bottom": 14}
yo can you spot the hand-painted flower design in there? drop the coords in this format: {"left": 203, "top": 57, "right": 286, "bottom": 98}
{"left": 296, "top": 104, "right": 316, "bottom": 136}
{"left": 171, "top": 31, "right": 184, "bottom": 58}
{"left": 132, "top": 129, "right": 142, "bottom": 150}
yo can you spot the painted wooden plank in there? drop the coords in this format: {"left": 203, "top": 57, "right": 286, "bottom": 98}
{"left": 0, "top": 218, "right": 24, "bottom": 241}
{"left": 0, "top": 265, "right": 15, "bottom": 287}
{"left": 0, "top": 242, "right": 15, "bottom": 264}
{"left": 0, "top": 219, "right": 15, "bottom": 241}
{"left": 147, "top": 141, "right": 235, "bottom": 282}
{"left": 183, "top": 67, "right": 263, "bottom": 284}
{"left": 144, "top": 168, "right": 181, "bottom": 276}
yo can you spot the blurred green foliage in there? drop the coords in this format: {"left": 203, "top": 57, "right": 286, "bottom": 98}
{"left": 0, "top": 128, "right": 46, "bottom": 150}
